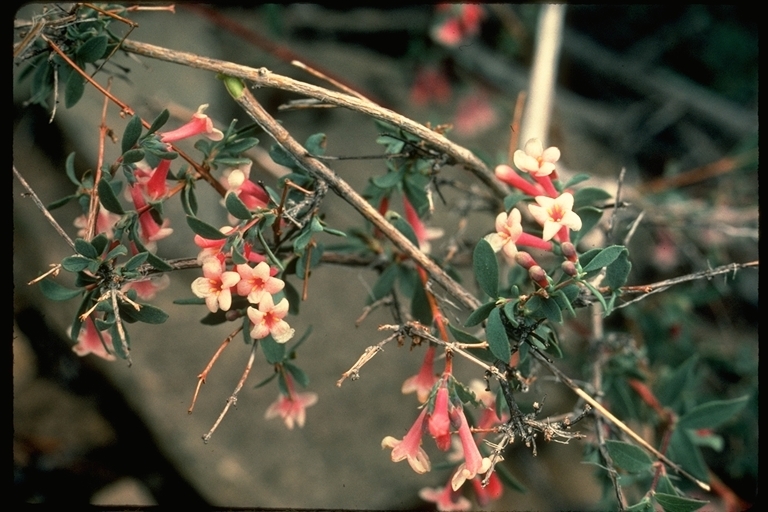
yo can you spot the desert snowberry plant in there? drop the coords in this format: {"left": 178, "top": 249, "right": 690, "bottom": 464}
{"left": 14, "top": 4, "right": 757, "bottom": 510}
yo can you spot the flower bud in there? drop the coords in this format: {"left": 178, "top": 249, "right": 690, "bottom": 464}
{"left": 514, "top": 251, "right": 538, "bottom": 270}
{"left": 561, "top": 260, "right": 578, "bottom": 277}
{"left": 528, "top": 265, "right": 550, "bottom": 289}
{"left": 560, "top": 242, "right": 578, "bottom": 262}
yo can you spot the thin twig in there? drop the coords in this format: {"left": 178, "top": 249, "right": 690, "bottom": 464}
{"left": 13, "top": 166, "right": 75, "bottom": 249}
{"left": 336, "top": 332, "right": 397, "bottom": 387}
{"left": 118, "top": 38, "right": 509, "bottom": 201}
{"left": 202, "top": 340, "right": 259, "bottom": 443}
{"left": 188, "top": 325, "right": 243, "bottom": 414}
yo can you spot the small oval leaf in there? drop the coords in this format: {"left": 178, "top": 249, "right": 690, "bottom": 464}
{"left": 186, "top": 216, "right": 228, "bottom": 239}
{"left": 604, "top": 440, "right": 653, "bottom": 473}
{"left": 486, "top": 308, "right": 511, "bottom": 363}
{"left": 473, "top": 239, "right": 499, "bottom": 298}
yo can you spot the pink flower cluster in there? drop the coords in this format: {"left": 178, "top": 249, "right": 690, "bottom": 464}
{"left": 431, "top": 4, "right": 485, "bottom": 47}
{"left": 384, "top": 373, "right": 504, "bottom": 508}
{"left": 489, "top": 139, "right": 583, "bottom": 284}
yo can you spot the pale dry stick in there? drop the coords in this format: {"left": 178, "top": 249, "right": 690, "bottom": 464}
{"left": 616, "top": 260, "right": 759, "bottom": 310}
{"left": 110, "top": 290, "right": 133, "bottom": 367}
{"left": 291, "top": 60, "right": 375, "bottom": 105}
{"left": 227, "top": 84, "right": 484, "bottom": 313}
{"left": 531, "top": 350, "right": 711, "bottom": 492}
{"left": 118, "top": 38, "right": 509, "bottom": 201}
{"left": 85, "top": 77, "right": 113, "bottom": 242}
{"left": 13, "top": 166, "right": 75, "bottom": 250}
{"left": 203, "top": 340, "right": 259, "bottom": 443}
{"left": 336, "top": 332, "right": 399, "bottom": 387}
{"left": 189, "top": 324, "right": 244, "bottom": 414}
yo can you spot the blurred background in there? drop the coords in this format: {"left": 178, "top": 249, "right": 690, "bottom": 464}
{"left": 13, "top": 4, "right": 757, "bottom": 510}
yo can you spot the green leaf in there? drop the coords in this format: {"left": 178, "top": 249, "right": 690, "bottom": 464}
{"left": 186, "top": 215, "right": 228, "bottom": 239}
{"left": 97, "top": 178, "right": 124, "bottom": 214}
{"left": 305, "top": 133, "right": 326, "bottom": 156}
{"left": 604, "top": 440, "right": 653, "bottom": 473}
{"left": 653, "top": 492, "right": 709, "bottom": 512}
{"left": 581, "top": 245, "right": 626, "bottom": 272}
{"left": 604, "top": 249, "right": 632, "bottom": 289}
{"left": 656, "top": 355, "right": 698, "bottom": 408}
{"left": 146, "top": 109, "right": 170, "bottom": 136}
{"left": 667, "top": 430, "right": 709, "bottom": 482}
{"left": 123, "top": 252, "right": 149, "bottom": 271}
{"left": 503, "top": 193, "right": 528, "bottom": 212}
{"left": 464, "top": 300, "right": 496, "bottom": 327}
{"left": 284, "top": 362, "right": 310, "bottom": 388}
{"left": 74, "top": 238, "right": 99, "bottom": 259}
{"left": 61, "top": 255, "right": 93, "bottom": 272}
{"left": 261, "top": 335, "right": 286, "bottom": 364}
{"left": 561, "top": 173, "right": 592, "bottom": 190}
{"left": 526, "top": 295, "right": 562, "bottom": 323}
{"left": 105, "top": 244, "right": 128, "bottom": 261}
{"left": 372, "top": 171, "right": 402, "bottom": 189}
{"left": 656, "top": 475, "right": 679, "bottom": 496}
{"left": 64, "top": 71, "right": 85, "bottom": 108}
{"left": 181, "top": 182, "right": 198, "bottom": 216}
{"left": 473, "top": 239, "right": 499, "bottom": 298}
{"left": 39, "top": 278, "right": 82, "bottom": 301}
{"left": 122, "top": 115, "right": 143, "bottom": 154}
{"left": 65, "top": 152, "right": 80, "bottom": 185}
{"left": 269, "top": 143, "right": 297, "bottom": 168}
{"left": 283, "top": 279, "right": 300, "bottom": 315}
{"left": 676, "top": 396, "right": 749, "bottom": 430}
{"left": 626, "top": 498, "right": 654, "bottom": 512}
{"left": 573, "top": 186, "right": 612, "bottom": 209}
{"left": 76, "top": 34, "right": 108, "bottom": 63}
{"left": 369, "top": 263, "right": 398, "bottom": 303}
{"left": 173, "top": 297, "right": 206, "bottom": 305}
{"left": 447, "top": 323, "right": 483, "bottom": 344}
{"left": 220, "top": 74, "right": 246, "bottom": 100}
{"left": 571, "top": 206, "right": 603, "bottom": 245}
{"left": 486, "top": 308, "right": 511, "bottom": 363}
{"left": 121, "top": 303, "right": 169, "bottom": 324}
{"left": 411, "top": 281, "right": 432, "bottom": 325}
{"left": 385, "top": 211, "right": 419, "bottom": 248}
{"left": 225, "top": 192, "right": 252, "bottom": 220}
{"left": 121, "top": 148, "right": 146, "bottom": 164}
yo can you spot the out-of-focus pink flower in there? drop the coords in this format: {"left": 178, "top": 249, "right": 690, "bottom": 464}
{"left": 129, "top": 184, "right": 173, "bottom": 243}
{"left": 432, "top": 4, "right": 485, "bottom": 47}
{"left": 428, "top": 378, "right": 452, "bottom": 451}
{"left": 410, "top": 66, "right": 452, "bottom": 107}
{"left": 74, "top": 207, "right": 121, "bottom": 240}
{"left": 72, "top": 320, "right": 116, "bottom": 361}
{"left": 402, "top": 345, "right": 439, "bottom": 403}
{"left": 513, "top": 138, "right": 561, "bottom": 178}
{"left": 528, "top": 192, "right": 582, "bottom": 242}
{"left": 160, "top": 104, "right": 224, "bottom": 143}
{"left": 450, "top": 406, "right": 491, "bottom": 491}
{"left": 468, "top": 379, "right": 506, "bottom": 429}
{"left": 471, "top": 471, "right": 503, "bottom": 507}
{"left": 123, "top": 274, "right": 170, "bottom": 301}
{"left": 236, "top": 262, "right": 284, "bottom": 304}
{"left": 265, "top": 373, "right": 318, "bottom": 430}
{"left": 453, "top": 93, "right": 497, "bottom": 138}
{"left": 247, "top": 294, "right": 294, "bottom": 343}
{"left": 419, "top": 481, "right": 472, "bottom": 511}
{"left": 382, "top": 407, "right": 432, "bottom": 474}
{"left": 403, "top": 197, "right": 443, "bottom": 254}
{"left": 191, "top": 257, "right": 241, "bottom": 313}
{"left": 494, "top": 164, "right": 546, "bottom": 197}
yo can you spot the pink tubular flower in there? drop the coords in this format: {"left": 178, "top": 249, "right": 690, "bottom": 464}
{"left": 419, "top": 481, "right": 472, "bottom": 511}
{"left": 160, "top": 104, "right": 224, "bottom": 143}
{"left": 144, "top": 158, "right": 172, "bottom": 201}
{"left": 528, "top": 192, "right": 582, "bottom": 242}
{"left": 513, "top": 138, "right": 561, "bottom": 178}
{"left": 247, "top": 294, "right": 295, "bottom": 343}
{"left": 403, "top": 197, "right": 443, "bottom": 254}
{"left": 428, "top": 379, "right": 452, "bottom": 451}
{"left": 236, "top": 262, "right": 284, "bottom": 304}
{"left": 450, "top": 406, "right": 491, "bottom": 491}
{"left": 193, "top": 226, "right": 235, "bottom": 264}
{"left": 382, "top": 407, "right": 431, "bottom": 474}
{"left": 265, "top": 373, "right": 317, "bottom": 430}
{"left": 494, "top": 164, "right": 546, "bottom": 197}
{"left": 402, "top": 345, "right": 439, "bottom": 403}
{"left": 129, "top": 184, "right": 173, "bottom": 243}
{"left": 72, "top": 320, "right": 116, "bottom": 361}
{"left": 471, "top": 471, "right": 503, "bottom": 507}
{"left": 222, "top": 161, "right": 270, "bottom": 211}
{"left": 191, "top": 257, "right": 241, "bottom": 313}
